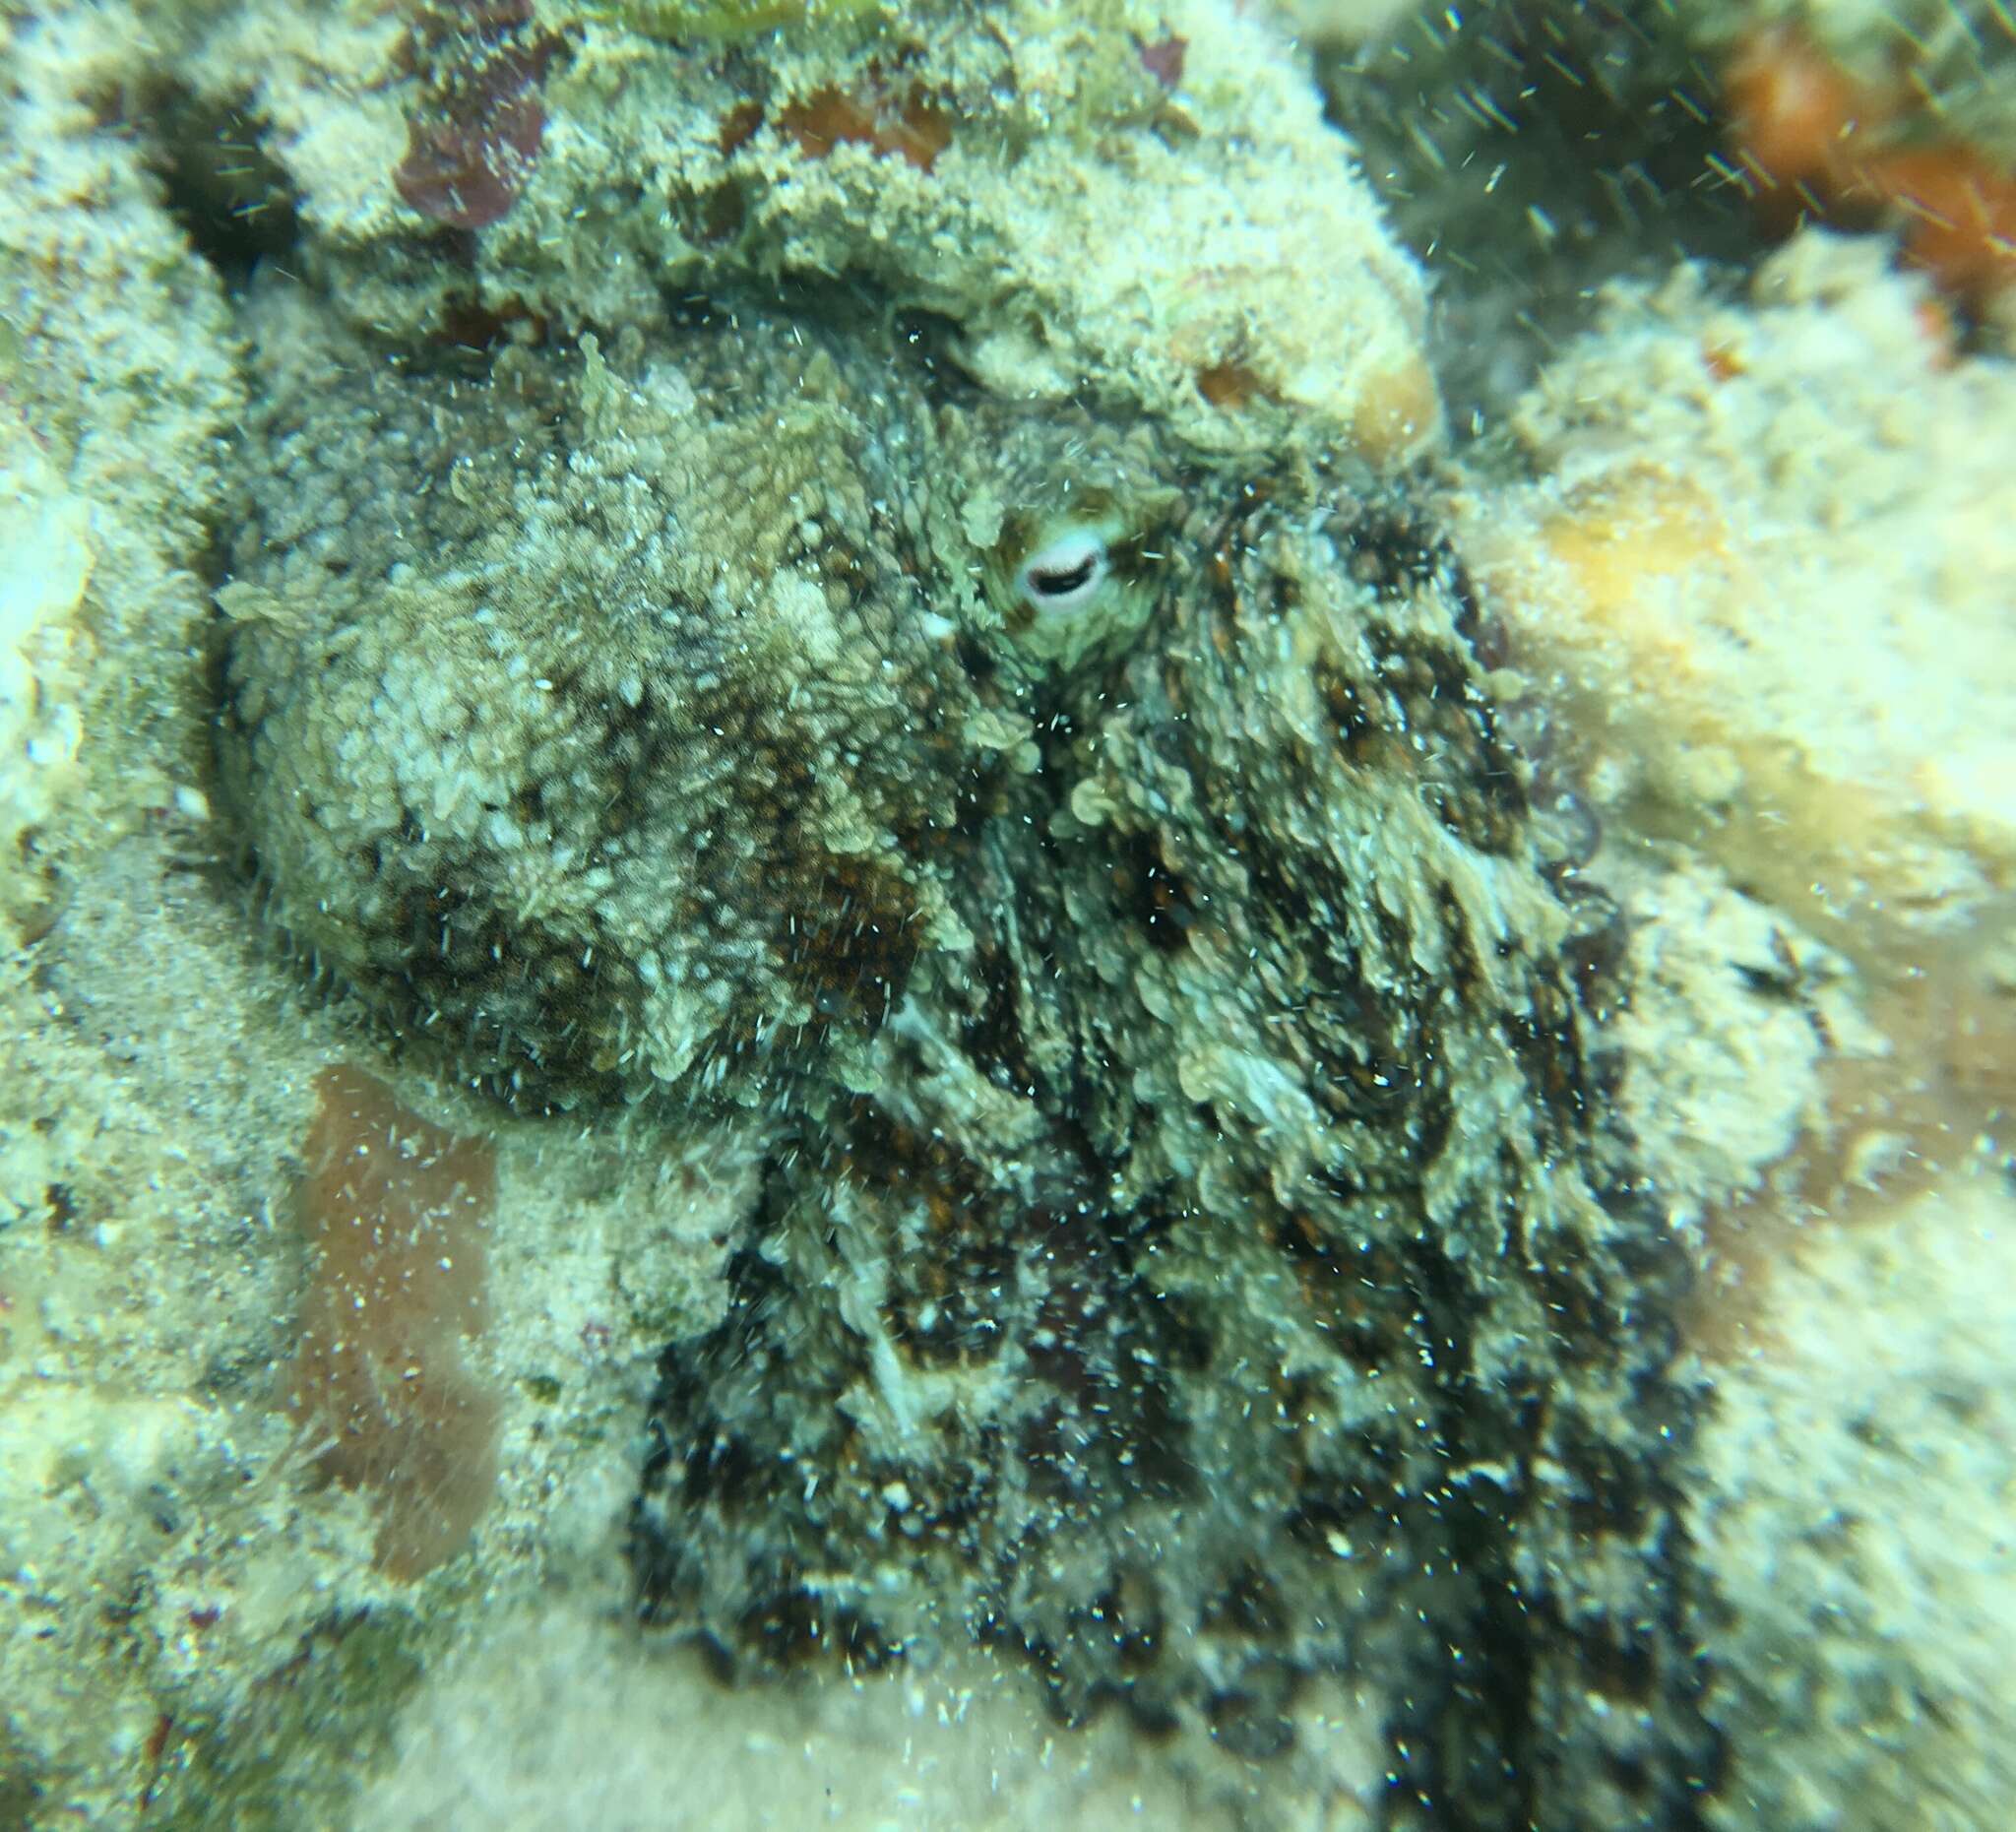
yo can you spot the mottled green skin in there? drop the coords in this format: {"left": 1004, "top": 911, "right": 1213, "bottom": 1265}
{"left": 221, "top": 284, "right": 1711, "bottom": 1826}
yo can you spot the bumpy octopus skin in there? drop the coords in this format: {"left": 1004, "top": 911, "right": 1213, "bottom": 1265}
{"left": 220, "top": 284, "right": 1712, "bottom": 1828}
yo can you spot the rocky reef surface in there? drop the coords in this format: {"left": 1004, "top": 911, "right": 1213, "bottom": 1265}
{"left": 2, "top": 2, "right": 2012, "bottom": 1829}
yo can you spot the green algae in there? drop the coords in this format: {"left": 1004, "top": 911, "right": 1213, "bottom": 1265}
{"left": 151, "top": 1611, "right": 430, "bottom": 1832}
{"left": 571, "top": 0, "right": 887, "bottom": 42}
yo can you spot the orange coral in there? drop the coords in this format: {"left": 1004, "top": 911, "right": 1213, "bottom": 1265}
{"left": 290, "top": 1066, "right": 501, "bottom": 1580}
{"left": 1724, "top": 25, "right": 1865, "bottom": 220}
{"left": 1725, "top": 25, "right": 2016, "bottom": 306}
{"left": 1864, "top": 144, "right": 2016, "bottom": 304}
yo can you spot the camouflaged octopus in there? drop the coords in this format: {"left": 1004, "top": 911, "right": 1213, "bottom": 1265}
{"left": 220, "top": 279, "right": 1712, "bottom": 1828}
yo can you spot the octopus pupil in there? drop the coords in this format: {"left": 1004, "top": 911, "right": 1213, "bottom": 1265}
{"left": 1031, "top": 554, "right": 1098, "bottom": 597}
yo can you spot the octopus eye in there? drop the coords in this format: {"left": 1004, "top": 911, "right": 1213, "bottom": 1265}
{"left": 1018, "top": 531, "right": 1108, "bottom": 614}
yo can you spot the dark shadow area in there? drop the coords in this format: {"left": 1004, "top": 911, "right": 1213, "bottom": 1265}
{"left": 1319, "top": 0, "right": 1763, "bottom": 427}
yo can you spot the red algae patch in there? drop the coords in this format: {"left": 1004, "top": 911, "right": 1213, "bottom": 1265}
{"left": 777, "top": 79, "right": 954, "bottom": 173}
{"left": 395, "top": 0, "right": 563, "bottom": 230}
{"left": 291, "top": 1065, "right": 501, "bottom": 1581}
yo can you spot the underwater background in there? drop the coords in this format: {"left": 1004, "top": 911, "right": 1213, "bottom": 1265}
{"left": 2, "top": 1, "right": 2013, "bottom": 1826}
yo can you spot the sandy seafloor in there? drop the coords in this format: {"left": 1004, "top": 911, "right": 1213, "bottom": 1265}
{"left": 3, "top": 0, "right": 2015, "bottom": 1826}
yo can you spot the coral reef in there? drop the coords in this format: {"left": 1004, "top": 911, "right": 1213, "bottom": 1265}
{"left": 1458, "top": 232, "right": 2016, "bottom": 1229}
{"left": 163, "top": 0, "right": 1439, "bottom": 459}
{"left": 1450, "top": 223, "right": 2016, "bottom": 1815}
{"left": 0, "top": 836, "right": 393, "bottom": 1829}
{"left": 1462, "top": 232, "right": 2016, "bottom": 941}
{"left": 1693, "top": 0, "right": 2016, "bottom": 175}
{"left": 2, "top": 0, "right": 2012, "bottom": 1826}
{"left": 1686, "top": 1178, "right": 2016, "bottom": 1831}
{"left": 0, "top": 3, "right": 242, "bottom": 933}
{"left": 0, "top": 411, "right": 92, "bottom": 940}
{"left": 394, "top": 0, "right": 565, "bottom": 231}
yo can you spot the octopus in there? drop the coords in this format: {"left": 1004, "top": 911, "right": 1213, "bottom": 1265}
{"left": 219, "top": 278, "right": 1713, "bottom": 1828}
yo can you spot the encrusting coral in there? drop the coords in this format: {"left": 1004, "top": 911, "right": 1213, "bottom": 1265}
{"left": 1684, "top": 1178, "right": 2016, "bottom": 1831}
{"left": 1459, "top": 231, "right": 2016, "bottom": 1221}
{"left": 163, "top": 0, "right": 1440, "bottom": 461}
{"left": 0, "top": 411, "right": 93, "bottom": 940}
